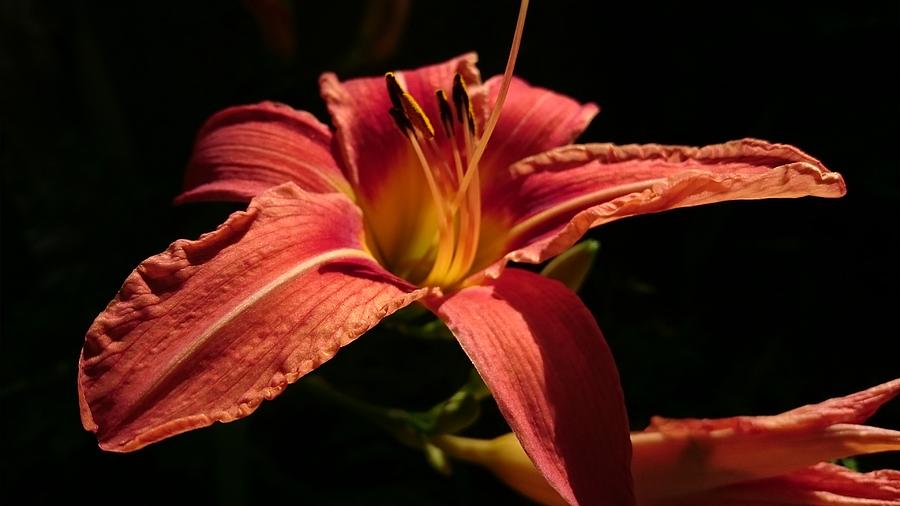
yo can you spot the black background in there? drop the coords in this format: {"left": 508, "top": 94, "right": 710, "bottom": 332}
{"left": 2, "top": 1, "right": 898, "bottom": 504}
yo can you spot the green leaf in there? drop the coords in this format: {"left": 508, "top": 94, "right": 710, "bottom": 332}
{"left": 835, "top": 457, "right": 859, "bottom": 471}
{"left": 540, "top": 240, "right": 600, "bottom": 292}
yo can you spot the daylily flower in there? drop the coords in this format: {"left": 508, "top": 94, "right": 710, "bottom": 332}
{"left": 435, "top": 379, "right": 900, "bottom": 505}
{"left": 77, "top": 4, "right": 846, "bottom": 505}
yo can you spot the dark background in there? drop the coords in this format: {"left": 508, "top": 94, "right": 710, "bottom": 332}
{"left": 2, "top": 1, "right": 898, "bottom": 504}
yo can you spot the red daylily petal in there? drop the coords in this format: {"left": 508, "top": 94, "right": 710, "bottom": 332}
{"left": 480, "top": 75, "right": 599, "bottom": 184}
{"left": 320, "top": 53, "right": 485, "bottom": 266}
{"left": 647, "top": 378, "right": 900, "bottom": 436}
{"left": 79, "top": 183, "right": 425, "bottom": 451}
{"left": 476, "top": 139, "right": 846, "bottom": 277}
{"left": 632, "top": 379, "right": 900, "bottom": 502}
{"left": 773, "top": 463, "right": 900, "bottom": 503}
{"left": 320, "top": 53, "right": 483, "bottom": 202}
{"left": 176, "top": 102, "right": 351, "bottom": 204}
{"left": 663, "top": 464, "right": 900, "bottom": 505}
{"left": 426, "top": 268, "right": 634, "bottom": 506}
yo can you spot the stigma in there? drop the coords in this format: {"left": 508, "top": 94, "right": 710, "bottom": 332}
{"left": 382, "top": 0, "right": 529, "bottom": 289}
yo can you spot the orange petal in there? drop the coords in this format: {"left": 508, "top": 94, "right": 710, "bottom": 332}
{"left": 438, "top": 433, "right": 900, "bottom": 506}
{"left": 320, "top": 53, "right": 483, "bottom": 202}
{"left": 427, "top": 269, "right": 634, "bottom": 506}
{"left": 79, "top": 183, "right": 424, "bottom": 451}
{"left": 319, "top": 53, "right": 483, "bottom": 264}
{"left": 662, "top": 463, "right": 900, "bottom": 505}
{"left": 633, "top": 379, "right": 900, "bottom": 502}
{"left": 177, "top": 102, "right": 351, "bottom": 203}
{"left": 436, "top": 382, "right": 899, "bottom": 505}
{"left": 476, "top": 139, "right": 845, "bottom": 277}
{"left": 480, "top": 75, "right": 598, "bottom": 186}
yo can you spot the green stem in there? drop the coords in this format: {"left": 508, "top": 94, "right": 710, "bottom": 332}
{"left": 299, "top": 375, "right": 423, "bottom": 447}
{"left": 301, "top": 375, "right": 400, "bottom": 422}
{"left": 300, "top": 369, "right": 492, "bottom": 443}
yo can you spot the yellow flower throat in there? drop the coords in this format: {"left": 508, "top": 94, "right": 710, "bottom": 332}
{"left": 374, "top": 0, "right": 529, "bottom": 290}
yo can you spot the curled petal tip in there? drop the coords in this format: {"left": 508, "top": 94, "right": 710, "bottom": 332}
{"left": 483, "top": 138, "right": 847, "bottom": 276}
{"left": 79, "top": 184, "right": 421, "bottom": 451}
{"left": 634, "top": 379, "right": 900, "bottom": 502}
{"left": 178, "top": 102, "right": 350, "bottom": 204}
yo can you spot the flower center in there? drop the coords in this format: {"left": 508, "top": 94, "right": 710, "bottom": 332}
{"left": 378, "top": 0, "right": 528, "bottom": 290}
{"left": 382, "top": 72, "right": 480, "bottom": 288}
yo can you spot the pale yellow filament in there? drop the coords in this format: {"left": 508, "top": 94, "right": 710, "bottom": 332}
{"left": 452, "top": 0, "right": 529, "bottom": 213}
{"left": 444, "top": 112, "right": 482, "bottom": 284}
{"left": 385, "top": 0, "right": 530, "bottom": 287}
{"left": 408, "top": 133, "right": 457, "bottom": 284}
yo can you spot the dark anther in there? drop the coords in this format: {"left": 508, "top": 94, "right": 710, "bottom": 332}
{"left": 385, "top": 72, "right": 405, "bottom": 110}
{"left": 436, "top": 90, "right": 455, "bottom": 138}
{"left": 389, "top": 107, "right": 412, "bottom": 135}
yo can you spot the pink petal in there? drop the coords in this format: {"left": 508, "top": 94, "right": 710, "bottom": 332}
{"left": 320, "top": 53, "right": 485, "bottom": 265}
{"left": 480, "top": 75, "right": 599, "bottom": 184}
{"left": 79, "top": 183, "right": 425, "bottom": 451}
{"left": 776, "top": 463, "right": 900, "bottom": 502}
{"left": 477, "top": 139, "right": 846, "bottom": 278}
{"left": 632, "top": 379, "right": 900, "bottom": 502}
{"left": 663, "top": 464, "right": 900, "bottom": 505}
{"left": 647, "top": 378, "right": 900, "bottom": 435}
{"left": 319, "top": 53, "right": 484, "bottom": 202}
{"left": 176, "top": 102, "right": 352, "bottom": 204}
{"left": 426, "top": 269, "right": 634, "bottom": 506}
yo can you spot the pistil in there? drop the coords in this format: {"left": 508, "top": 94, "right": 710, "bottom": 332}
{"left": 383, "top": 0, "right": 530, "bottom": 288}
{"left": 451, "top": 0, "right": 529, "bottom": 213}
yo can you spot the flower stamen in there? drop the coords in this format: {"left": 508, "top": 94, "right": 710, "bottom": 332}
{"left": 385, "top": 71, "right": 405, "bottom": 109}
{"left": 386, "top": 74, "right": 458, "bottom": 284}
{"left": 381, "top": 0, "right": 530, "bottom": 288}
{"left": 399, "top": 91, "right": 436, "bottom": 139}
{"left": 436, "top": 90, "right": 456, "bottom": 141}
{"left": 452, "top": 0, "right": 529, "bottom": 213}
{"left": 452, "top": 73, "right": 477, "bottom": 138}
{"left": 437, "top": 89, "right": 466, "bottom": 184}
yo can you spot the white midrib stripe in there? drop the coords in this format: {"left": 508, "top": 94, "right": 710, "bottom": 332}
{"left": 504, "top": 179, "right": 665, "bottom": 242}
{"left": 119, "top": 247, "right": 372, "bottom": 426}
